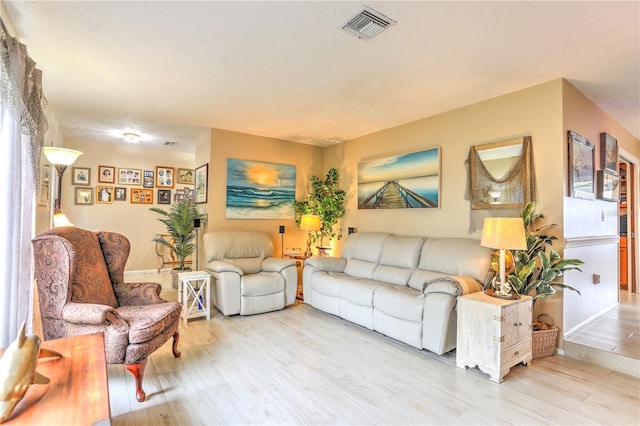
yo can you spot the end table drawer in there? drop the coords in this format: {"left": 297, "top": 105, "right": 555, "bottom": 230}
{"left": 502, "top": 338, "right": 532, "bottom": 366}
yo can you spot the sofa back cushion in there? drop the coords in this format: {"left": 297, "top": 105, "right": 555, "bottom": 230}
{"left": 416, "top": 238, "right": 491, "bottom": 283}
{"left": 372, "top": 236, "right": 424, "bottom": 286}
{"left": 203, "top": 230, "right": 273, "bottom": 263}
{"left": 344, "top": 258, "right": 377, "bottom": 279}
{"left": 341, "top": 232, "right": 388, "bottom": 263}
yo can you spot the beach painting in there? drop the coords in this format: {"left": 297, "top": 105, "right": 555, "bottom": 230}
{"left": 358, "top": 147, "right": 440, "bottom": 209}
{"left": 226, "top": 159, "right": 296, "bottom": 219}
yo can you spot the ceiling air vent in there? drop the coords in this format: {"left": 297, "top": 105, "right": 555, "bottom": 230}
{"left": 164, "top": 141, "right": 176, "bottom": 147}
{"left": 341, "top": 6, "right": 396, "bottom": 40}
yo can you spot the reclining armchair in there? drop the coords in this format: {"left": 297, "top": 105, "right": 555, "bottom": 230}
{"left": 31, "top": 227, "right": 181, "bottom": 402}
{"left": 203, "top": 230, "right": 297, "bottom": 316}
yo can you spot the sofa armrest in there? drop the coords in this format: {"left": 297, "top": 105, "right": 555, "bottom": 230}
{"left": 421, "top": 275, "right": 483, "bottom": 297}
{"left": 61, "top": 302, "right": 127, "bottom": 328}
{"left": 304, "top": 256, "right": 347, "bottom": 272}
{"left": 114, "top": 281, "right": 165, "bottom": 306}
{"left": 206, "top": 260, "right": 243, "bottom": 275}
{"left": 262, "top": 257, "right": 296, "bottom": 273}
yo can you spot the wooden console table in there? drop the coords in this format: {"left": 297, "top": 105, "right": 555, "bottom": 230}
{"left": 1, "top": 332, "right": 111, "bottom": 425}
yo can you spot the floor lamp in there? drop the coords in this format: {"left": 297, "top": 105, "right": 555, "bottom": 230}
{"left": 43, "top": 147, "right": 83, "bottom": 227}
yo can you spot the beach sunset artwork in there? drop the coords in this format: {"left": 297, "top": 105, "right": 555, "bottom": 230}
{"left": 358, "top": 147, "right": 440, "bottom": 209}
{"left": 226, "top": 159, "right": 296, "bottom": 219}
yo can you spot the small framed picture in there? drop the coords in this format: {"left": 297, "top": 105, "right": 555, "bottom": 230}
{"left": 156, "top": 166, "right": 175, "bottom": 188}
{"left": 95, "top": 185, "right": 115, "bottom": 203}
{"left": 72, "top": 167, "right": 91, "bottom": 185}
{"left": 98, "top": 165, "right": 115, "bottom": 183}
{"left": 114, "top": 187, "right": 127, "bottom": 201}
{"left": 597, "top": 170, "right": 620, "bottom": 202}
{"left": 195, "top": 163, "right": 208, "bottom": 204}
{"left": 143, "top": 170, "right": 155, "bottom": 188}
{"left": 177, "top": 168, "right": 195, "bottom": 184}
{"left": 568, "top": 131, "right": 595, "bottom": 200}
{"left": 600, "top": 132, "right": 618, "bottom": 174}
{"left": 158, "top": 189, "right": 171, "bottom": 205}
{"left": 131, "top": 188, "right": 154, "bottom": 204}
{"left": 74, "top": 187, "right": 93, "bottom": 205}
{"left": 118, "top": 168, "right": 142, "bottom": 185}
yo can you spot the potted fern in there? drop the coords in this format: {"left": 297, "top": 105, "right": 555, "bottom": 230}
{"left": 294, "top": 167, "right": 346, "bottom": 251}
{"left": 150, "top": 198, "right": 202, "bottom": 287}
{"left": 506, "top": 202, "right": 583, "bottom": 358}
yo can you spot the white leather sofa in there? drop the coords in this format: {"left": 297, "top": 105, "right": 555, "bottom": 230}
{"left": 303, "top": 232, "right": 491, "bottom": 354}
{"left": 203, "top": 230, "right": 297, "bottom": 316}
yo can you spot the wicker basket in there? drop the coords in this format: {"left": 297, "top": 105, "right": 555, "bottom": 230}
{"left": 532, "top": 314, "right": 559, "bottom": 359}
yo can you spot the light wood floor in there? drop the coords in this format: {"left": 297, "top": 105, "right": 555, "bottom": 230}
{"left": 109, "top": 270, "right": 640, "bottom": 425}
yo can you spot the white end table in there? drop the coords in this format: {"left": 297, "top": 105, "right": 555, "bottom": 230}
{"left": 178, "top": 271, "right": 211, "bottom": 323}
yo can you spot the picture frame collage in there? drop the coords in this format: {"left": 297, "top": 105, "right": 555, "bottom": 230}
{"left": 567, "top": 131, "right": 620, "bottom": 202}
{"left": 71, "top": 164, "right": 198, "bottom": 206}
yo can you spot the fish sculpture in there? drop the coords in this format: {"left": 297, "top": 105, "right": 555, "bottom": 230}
{"left": 0, "top": 323, "right": 52, "bottom": 423}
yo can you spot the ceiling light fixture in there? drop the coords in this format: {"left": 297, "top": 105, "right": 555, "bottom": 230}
{"left": 341, "top": 6, "right": 396, "bottom": 40}
{"left": 123, "top": 132, "right": 141, "bottom": 144}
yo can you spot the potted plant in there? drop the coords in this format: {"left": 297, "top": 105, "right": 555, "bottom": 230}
{"left": 150, "top": 198, "right": 202, "bottom": 288}
{"left": 294, "top": 167, "right": 346, "bottom": 251}
{"left": 506, "top": 201, "right": 583, "bottom": 358}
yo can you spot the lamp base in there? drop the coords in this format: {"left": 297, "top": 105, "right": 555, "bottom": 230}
{"left": 484, "top": 288, "right": 520, "bottom": 300}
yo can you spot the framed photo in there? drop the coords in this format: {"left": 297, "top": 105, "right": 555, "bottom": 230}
{"left": 568, "top": 130, "right": 595, "bottom": 200}
{"left": 95, "top": 185, "right": 115, "bottom": 203}
{"left": 158, "top": 189, "right": 171, "bottom": 205}
{"left": 143, "top": 170, "right": 155, "bottom": 188}
{"left": 195, "top": 163, "right": 208, "bottom": 204}
{"left": 177, "top": 168, "right": 195, "bottom": 184}
{"left": 131, "top": 188, "right": 154, "bottom": 204}
{"left": 98, "top": 165, "right": 115, "bottom": 183}
{"left": 156, "top": 166, "right": 175, "bottom": 188}
{"left": 118, "top": 168, "right": 142, "bottom": 185}
{"left": 597, "top": 170, "right": 620, "bottom": 202}
{"left": 74, "top": 187, "right": 93, "bottom": 205}
{"left": 72, "top": 167, "right": 91, "bottom": 185}
{"left": 600, "top": 132, "right": 618, "bottom": 174}
{"left": 114, "top": 187, "right": 127, "bottom": 201}
{"left": 174, "top": 187, "right": 194, "bottom": 202}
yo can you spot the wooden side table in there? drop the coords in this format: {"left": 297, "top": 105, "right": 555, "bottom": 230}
{"left": 456, "top": 291, "right": 532, "bottom": 383}
{"left": 178, "top": 271, "right": 211, "bottom": 323}
{"left": 285, "top": 253, "right": 308, "bottom": 301}
{"left": 1, "top": 333, "right": 110, "bottom": 425}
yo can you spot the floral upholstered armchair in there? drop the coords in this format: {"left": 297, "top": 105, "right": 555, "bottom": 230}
{"left": 31, "top": 227, "right": 182, "bottom": 402}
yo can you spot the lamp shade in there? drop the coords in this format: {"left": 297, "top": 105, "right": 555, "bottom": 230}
{"left": 481, "top": 217, "right": 527, "bottom": 250}
{"left": 299, "top": 214, "right": 321, "bottom": 231}
{"left": 43, "top": 147, "right": 83, "bottom": 166}
{"left": 53, "top": 212, "right": 73, "bottom": 227}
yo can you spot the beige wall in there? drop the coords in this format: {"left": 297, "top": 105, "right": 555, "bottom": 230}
{"left": 198, "top": 128, "right": 324, "bottom": 259}
{"left": 53, "top": 139, "right": 197, "bottom": 271}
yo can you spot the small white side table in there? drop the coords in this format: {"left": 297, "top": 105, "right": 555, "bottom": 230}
{"left": 178, "top": 271, "right": 211, "bottom": 323}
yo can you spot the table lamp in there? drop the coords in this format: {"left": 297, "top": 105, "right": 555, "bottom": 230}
{"left": 299, "top": 214, "right": 320, "bottom": 257}
{"left": 481, "top": 217, "right": 527, "bottom": 298}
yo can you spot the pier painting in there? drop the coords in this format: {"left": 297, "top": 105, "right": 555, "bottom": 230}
{"left": 358, "top": 147, "right": 440, "bottom": 209}
{"left": 226, "top": 159, "right": 296, "bottom": 219}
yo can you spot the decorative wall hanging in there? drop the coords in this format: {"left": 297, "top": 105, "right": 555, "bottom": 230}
{"left": 568, "top": 131, "right": 594, "bottom": 200}
{"left": 194, "top": 163, "right": 208, "bottom": 204}
{"left": 95, "top": 185, "right": 114, "bottom": 203}
{"left": 464, "top": 136, "right": 536, "bottom": 233}
{"left": 226, "top": 159, "right": 295, "bottom": 219}
{"left": 143, "top": 170, "right": 154, "bottom": 188}
{"left": 156, "top": 166, "right": 175, "bottom": 188}
{"left": 117, "top": 168, "right": 141, "bottom": 185}
{"left": 600, "top": 132, "right": 618, "bottom": 174}
{"left": 98, "top": 165, "right": 115, "bottom": 183}
{"left": 72, "top": 167, "right": 91, "bottom": 185}
{"left": 177, "top": 168, "right": 195, "bottom": 184}
{"left": 596, "top": 170, "right": 620, "bottom": 202}
{"left": 358, "top": 147, "right": 440, "bottom": 209}
{"left": 74, "top": 187, "right": 93, "bottom": 205}
{"left": 114, "top": 187, "right": 127, "bottom": 201}
{"left": 158, "top": 189, "right": 171, "bottom": 205}
{"left": 130, "top": 188, "right": 153, "bottom": 204}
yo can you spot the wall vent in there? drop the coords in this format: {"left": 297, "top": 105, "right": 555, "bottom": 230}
{"left": 341, "top": 6, "right": 396, "bottom": 40}
{"left": 164, "top": 141, "right": 176, "bottom": 146}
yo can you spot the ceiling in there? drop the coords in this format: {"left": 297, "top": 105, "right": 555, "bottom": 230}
{"left": 4, "top": 1, "right": 639, "bottom": 151}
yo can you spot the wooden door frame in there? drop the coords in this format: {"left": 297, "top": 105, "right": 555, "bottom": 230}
{"left": 620, "top": 149, "right": 638, "bottom": 294}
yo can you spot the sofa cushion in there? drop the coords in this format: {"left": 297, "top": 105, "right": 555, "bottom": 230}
{"left": 373, "top": 265, "right": 412, "bottom": 286}
{"left": 241, "top": 272, "right": 284, "bottom": 297}
{"left": 224, "top": 257, "right": 263, "bottom": 274}
{"left": 341, "top": 232, "right": 388, "bottom": 263}
{"left": 379, "top": 236, "right": 424, "bottom": 269}
{"left": 344, "top": 258, "right": 377, "bottom": 280}
{"left": 418, "top": 238, "right": 491, "bottom": 282}
{"left": 311, "top": 271, "right": 344, "bottom": 297}
{"left": 338, "top": 278, "right": 384, "bottom": 307}
{"left": 373, "top": 285, "right": 424, "bottom": 322}
{"left": 117, "top": 302, "right": 181, "bottom": 344}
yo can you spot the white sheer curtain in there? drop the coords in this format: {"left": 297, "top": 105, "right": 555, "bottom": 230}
{"left": 0, "top": 18, "right": 48, "bottom": 347}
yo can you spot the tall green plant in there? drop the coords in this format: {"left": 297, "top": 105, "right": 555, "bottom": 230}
{"left": 150, "top": 199, "right": 201, "bottom": 270}
{"left": 507, "top": 202, "right": 583, "bottom": 305}
{"left": 295, "top": 168, "right": 346, "bottom": 244}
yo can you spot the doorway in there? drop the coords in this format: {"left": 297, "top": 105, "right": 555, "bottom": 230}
{"left": 619, "top": 157, "right": 636, "bottom": 294}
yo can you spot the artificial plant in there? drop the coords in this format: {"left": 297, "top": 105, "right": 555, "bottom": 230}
{"left": 295, "top": 167, "right": 346, "bottom": 245}
{"left": 150, "top": 198, "right": 202, "bottom": 270}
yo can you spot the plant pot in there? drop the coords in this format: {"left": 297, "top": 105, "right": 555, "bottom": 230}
{"left": 171, "top": 268, "right": 192, "bottom": 289}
